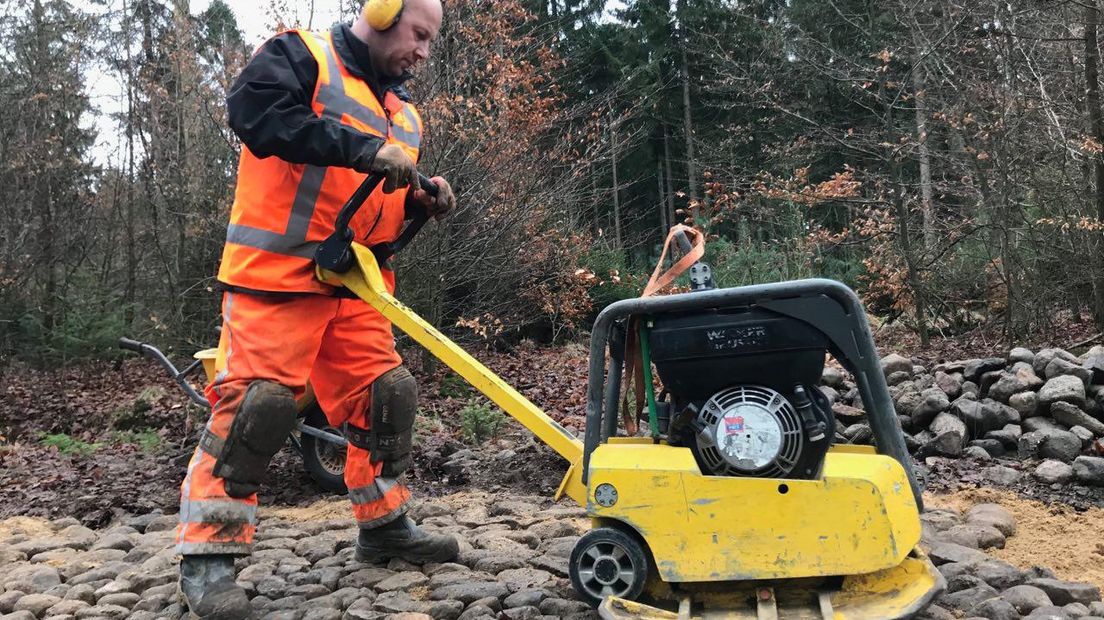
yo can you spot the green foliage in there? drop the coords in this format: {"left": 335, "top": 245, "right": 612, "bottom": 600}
{"left": 438, "top": 373, "right": 472, "bottom": 399}
{"left": 39, "top": 433, "right": 101, "bottom": 457}
{"left": 112, "top": 386, "right": 168, "bottom": 430}
{"left": 412, "top": 407, "right": 446, "bottom": 448}
{"left": 459, "top": 399, "right": 506, "bottom": 444}
{"left": 113, "top": 429, "right": 162, "bottom": 453}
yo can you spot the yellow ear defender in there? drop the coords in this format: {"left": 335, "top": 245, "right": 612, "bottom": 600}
{"left": 363, "top": 0, "right": 404, "bottom": 31}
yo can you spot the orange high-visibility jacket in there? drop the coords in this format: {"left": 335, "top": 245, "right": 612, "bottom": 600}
{"left": 216, "top": 29, "right": 423, "bottom": 294}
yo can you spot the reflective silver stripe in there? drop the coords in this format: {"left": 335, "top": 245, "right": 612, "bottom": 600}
{"left": 179, "top": 499, "right": 258, "bottom": 525}
{"left": 348, "top": 476, "right": 400, "bottom": 505}
{"left": 358, "top": 505, "right": 406, "bottom": 529}
{"left": 178, "top": 541, "right": 252, "bottom": 556}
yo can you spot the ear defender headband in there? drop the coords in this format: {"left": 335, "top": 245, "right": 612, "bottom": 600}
{"left": 363, "top": 0, "right": 404, "bottom": 31}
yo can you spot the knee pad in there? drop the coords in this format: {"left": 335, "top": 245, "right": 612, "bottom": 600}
{"left": 347, "top": 366, "right": 417, "bottom": 478}
{"left": 209, "top": 381, "right": 297, "bottom": 498}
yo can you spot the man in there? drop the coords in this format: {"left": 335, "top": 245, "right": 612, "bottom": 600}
{"left": 176, "top": 1, "right": 457, "bottom": 617}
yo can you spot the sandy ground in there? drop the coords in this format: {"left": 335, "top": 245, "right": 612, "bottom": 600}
{"left": 926, "top": 488, "right": 1104, "bottom": 593}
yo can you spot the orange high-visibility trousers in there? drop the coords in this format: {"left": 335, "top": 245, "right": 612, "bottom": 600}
{"left": 176, "top": 281, "right": 409, "bottom": 555}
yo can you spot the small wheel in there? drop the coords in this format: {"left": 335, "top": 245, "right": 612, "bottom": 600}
{"left": 300, "top": 405, "right": 348, "bottom": 494}
{"left": 569, "top": 526, "right": 649, "bottom": 607}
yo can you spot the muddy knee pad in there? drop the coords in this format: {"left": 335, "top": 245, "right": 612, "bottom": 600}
{"left": 212, "top": 381, "right": 297, "bottom": 498}
{"left": 369, "top": 366, "right": 417, "bottom": 477}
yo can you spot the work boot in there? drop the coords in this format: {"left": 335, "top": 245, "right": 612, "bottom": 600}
{"left": 355, "top": 515, "right": 459, "bottom": 564}
{"left": 178, "top": 554, "right": 252, "bottom": 620}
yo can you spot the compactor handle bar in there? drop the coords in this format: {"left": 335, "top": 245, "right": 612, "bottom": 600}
{"left": 315, "top": 171, "right": 439, "bottom": 273}
{"left": 118, "top": 338, "right": 210, "bottom": 408}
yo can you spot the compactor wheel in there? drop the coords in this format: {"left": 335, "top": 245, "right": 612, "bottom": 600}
{"left": 570, "top": 527, "right": 649, "bottom": 607}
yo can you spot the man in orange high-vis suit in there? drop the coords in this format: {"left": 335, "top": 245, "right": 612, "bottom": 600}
{"left": 177, "top": 0, "right": 457, "bottom": 617}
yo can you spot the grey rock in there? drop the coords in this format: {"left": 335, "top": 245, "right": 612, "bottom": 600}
{"left": 61, "top": 586, "right": 93, "bottom": 605}
{"left": 984, "top": 465, "right": 1022, "bottom": 485}
{"left": 337, "top": 568, "right": 394, "bottom": 590}
{"left": 1039, "top": 376, "right": 1087, "bottom": 408}
{"left": 1073, "top": 456, "right": 1104, "bottom": 486}
{"left": 971, "top": 597, "right": 1020, "bottom": 620}
{"left": 422, "top": 600, "right": 464, "bottom": 620}
{"left": 936, "top": 371, "right": 964, "bottom": 399}
{"left": 974, "top": 559, "right": 1024, "bottom": 589}
{"left": 942, "top": 584, "right": 1000, "bottom": 612}
{"left": 1021, "top": 429, "right": 1083, "bottom": 462}
{"left": 1028, "top": 579, "right": 1103, "bottom": 606}
{"left": 914, "top": 388, "right": 953, "bottom": 428}
{"left": 3, "top": 566, "right": 61, "bottom": 594}
{"left": 457, "top": 604, "right": 496, "bottom": 620}
{"left": 73, "top": 603, "right": 130, "bottom": 618}
{"left": 1024, "top": 417, "right": 1062, "bottom": 433}
{"left": 1091, "top": 602, "right": 1104, "bottom": 616}
{"left": 1072, "top": 426, "right": 1096, "bottom": 447}
{"left": 1084, "top": 350, "right": 1104, "bottom": 384}
{"left": 96, "top": 592, "right": 139, "bottom": 608}
{"left": 923, "top": 412, "right": 968, "bottom": 457}
{"left": 501, "top": 606, "right": 544, "bottom": 620}
{"left": 986, "top": 424, "right": 1023, "bottom": 449}
{"left": 964, "top": 446, "right": 993, "bottom": 460}
{"left": 0, "top": 612, "right": 36, "bottom": 620}
{"left": 45, "top": 600, "right": 91, "bottom": 616}
{"left": 929, "top": 542, "right": 990, "bottom": 565}
{"left": 882, "top": 353, "right": 914, "bottom": 377}
{"left": 537, "top": 598, "right": 593, "bottom": 616}
{"left": 430, "top": 583, "right": 510, "bottom": 604}
{"left": 989, "top": 367, "right": 1044, "bottom": 403}
{"left": 1010, "top": 348, "right": 1036, "bottom": 364}
{"left": 970, "top": 439, "right": 1006, "bottom": 458}
{"left": 952, "top": 398, "right": 1020, "bottom": 437}
{"left": 1052, "top": 402, "right": 1104, "bottom": 436}
{"left": 496, "top": 568, "right": 554, "bottom": 594}
{"left": 1011, "top": 391, "right": 1041, "bottom": 417}
{"left": 13, "top": 593, "right": 61, "bottom": 617}
{"left": 964, "top": 381, "right": 979, "bottom": 397}
{"left": 948, "top": 574, "right": 987, "bottom": 593}
{"left": 944, "top": 524, "right": 1006, "bottom": 549}
{"left": 1035, "top": 460, "right": 1075, "bottom": 484}
{"left": 1045, "top": 357, "right": 1092, "bottom": 386}
{"left": 887, "top": 371, "right": 912, "bottom": 386}
{"left": 1004, "top": 585, "right": 1054, "bottom": 613}
{"left": 1034, "top": 348, "right": 1081, "bottom": 378}
{"left": 375, "top": 572, "right": 428, "bottom": 592}
{"left": 964, "top": 358, "right": 1009, "bottom": 383}
{"left": 504, "top": 590, "right": 549, "bottom": 609}
{"left": 0, "top": 591, "right": 25, "bottom": 614}
{"left": 822, "top": 366, "right": 844, "bottom": 388}
{"left": 967, "top": 504, "right": 1017, "bottom": 536}
{"left": 371, "top": 591, "right": 424, "bottom": 614}
{"left": 1063, "top": 602, "right": 1090, "bottom": 616}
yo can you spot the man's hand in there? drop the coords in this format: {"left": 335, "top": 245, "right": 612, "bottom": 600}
{"left": 410, "top": 176, "right": 456, "bottom": 221}
{"left": 370, "top": 144, "right": 418, "bottom": 193}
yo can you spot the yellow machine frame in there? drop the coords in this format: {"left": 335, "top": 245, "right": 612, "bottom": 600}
{"left": 319, "top": 242, "right": 943, "bottom": 619}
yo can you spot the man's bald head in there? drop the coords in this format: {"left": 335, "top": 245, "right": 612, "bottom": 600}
{"left": 353, "top": 0, "right": 443, "bottom": 78}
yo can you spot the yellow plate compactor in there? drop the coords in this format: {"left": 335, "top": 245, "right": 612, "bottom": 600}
{"left": 308, "top": 173, "right": 945, "bottom": 619}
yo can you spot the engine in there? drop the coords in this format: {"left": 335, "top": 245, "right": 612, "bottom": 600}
{"left": 648, "top": 306, "right": 835, "bottom": 480}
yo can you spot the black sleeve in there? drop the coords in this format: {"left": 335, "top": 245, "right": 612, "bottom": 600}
{"left": 226, "top": 32, "right": 384, "bottom": 171}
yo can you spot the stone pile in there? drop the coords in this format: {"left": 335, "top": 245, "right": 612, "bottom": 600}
{"left": 824, "top": 346, "right": 1104, "bottom": 486}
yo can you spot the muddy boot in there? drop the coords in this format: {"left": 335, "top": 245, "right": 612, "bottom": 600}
{"left": 179, "top": 554, "right": 252, "bottom": 620}
{"left": 355, "top": 515, "right": 459, "bottom": 564}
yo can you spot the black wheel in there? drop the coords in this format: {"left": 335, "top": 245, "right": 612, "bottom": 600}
{"left": 569, "top": 526, "right": 649, "bottom": 607}
{"left": 300, "top": 405, "right": 348, "bottom": 494}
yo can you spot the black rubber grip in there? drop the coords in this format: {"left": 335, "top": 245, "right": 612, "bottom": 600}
{"left": 118, "top": 337, "right": 143, "bottom": 352}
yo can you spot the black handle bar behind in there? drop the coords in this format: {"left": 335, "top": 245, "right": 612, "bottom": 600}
{"left": 117, "top": 337, "right": 210, "bottom": 408}
{"left": 315, "top": 172, "right": 438, "bottom": 274}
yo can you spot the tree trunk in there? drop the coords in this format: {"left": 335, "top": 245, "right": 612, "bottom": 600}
{"left": 611, "top": 116, "right": 622, "bottom": 250}
{"left": 657, "top": 159, "right": 668, "bottom": 237}
{"left": 1084, "top": 0, "right": 1104, "bottom": 325}
{"left": 663, "top": 125, "right": 676, "bottom": 226}
{"left": 912, "top": 30, "right": 935, "bottom": 251}
{"left": 680, "top": 46, "right": 698, "bottom": 205}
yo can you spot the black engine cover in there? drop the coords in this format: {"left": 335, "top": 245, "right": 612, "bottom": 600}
{"left": 649, "top": 306, "right": 828, "bottom": 398}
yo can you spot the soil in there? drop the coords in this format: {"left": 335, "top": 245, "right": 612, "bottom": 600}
{"left": 920, "top": 456, "right": 1104, "bottom": 511}
{"left": 926, "top": 487, "right": 1104, "bottom": 593}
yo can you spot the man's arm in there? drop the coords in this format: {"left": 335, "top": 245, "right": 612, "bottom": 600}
{"left": 227, "top": 33, "right": 384, "bottom": 171}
